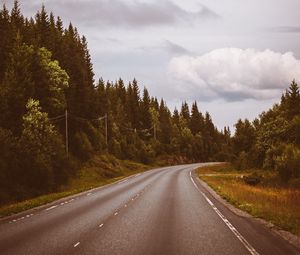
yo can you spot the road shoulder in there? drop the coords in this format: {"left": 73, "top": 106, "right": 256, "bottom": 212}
{"left": 194, "top": 172, "right": 300, "bottom": 249}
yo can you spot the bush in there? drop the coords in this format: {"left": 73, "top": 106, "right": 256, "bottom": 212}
{"left": 243, "top": 172, "right": 262, "bottom": 186}
{"left": 73, "top": 131, "right": 93, "bottom": 160}
{"left": 274, "top": 143, "right": 300, "bottom": 182}
{"left": 289, "top": 178, "right": 300, "bottom": 189}
{"left": 234, "top": 151, "right": 249, "bottom": 170}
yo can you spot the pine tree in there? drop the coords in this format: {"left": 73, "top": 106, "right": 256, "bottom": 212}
{"left": 1, "top": 33, "right": 34, "bottom": 133}
{"left": 190, "top": 101, "right": 204, "bottom": 135}
{"left": 0, "top": 4, "right": 12, "bottom": 79}
{"left": 282, "top": 80, "right": 300, "bottom": 119}
{"left": 141, "top": 88, "right": 152, "bottom": 130}
{"left": 35, "top": 5, "right": 51, "bottom": 48}
{"left": 10, "top": 0, "right": 24, "bottom": 32}
{"left": 180, "top": 101, "right": 190, "bottom": 126}
{"left": 158, "top": 99, "right": 172, "bottom": 145}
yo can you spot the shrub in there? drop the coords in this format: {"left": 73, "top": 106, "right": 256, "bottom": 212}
{"left": 274, "top": 143, "right": 300, "bottom": 182}
{"left": 234, "top": 151, "right": 249, "bottom": 170}
{"left": 243, "top": 172, "right": 262, "bottom": 186}
{"left": 73, "top": 131, "right": 93, "bottom": 160}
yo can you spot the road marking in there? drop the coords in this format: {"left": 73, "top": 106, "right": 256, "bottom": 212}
{"left": 114, "top": 212, "right": 118, "bottom": 216}
{"left": 46, "top": 205, "right": 58, "bottom": 211}
{"left": 190, "top": 171, "right": 259, "bottom": 255}
{"left": 74, "top": 242, "right": 80, "bottom": 247}
{"left": 119, "top": 179, "right": 128, "bottom": 184}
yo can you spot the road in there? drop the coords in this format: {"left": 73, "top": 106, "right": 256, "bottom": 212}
{"left": 0, "top": 164, "right": 299, "bottom": 255}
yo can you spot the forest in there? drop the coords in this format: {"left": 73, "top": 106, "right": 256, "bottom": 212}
{"left": 0, "top": 1, "right": 299, "bottom": 205}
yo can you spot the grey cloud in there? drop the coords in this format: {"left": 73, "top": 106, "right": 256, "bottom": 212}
{"left": 136, "top": 40, "right": 189, "bottom": 55}
{"left": 165, "top": 40, "right": 190, "bottom": 55}
{"left": 269, "top": 26, "right": 300, "bottom": 33}
{"left": 106, "top": 38, "right": 122, "bottom": 44}
{"left": 198, "top": 4, "right": 220, "bottom": 19}
{"left": 18, "top": 0, "right": 219, "bottom": 28}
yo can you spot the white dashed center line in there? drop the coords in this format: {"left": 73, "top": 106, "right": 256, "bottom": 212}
{"left": 74, "top": 242, "right": 80, "bottom": 248}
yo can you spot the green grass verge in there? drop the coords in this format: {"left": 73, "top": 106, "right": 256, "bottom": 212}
{"left": 198, "top": 163, "right": 300, "bottom": 236}
{"left": 0, "top": 154, "right": 152, "bottom": 218}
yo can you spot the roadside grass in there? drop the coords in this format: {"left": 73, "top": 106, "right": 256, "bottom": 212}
{"left": 0, "top": 154, "right": 151, "bottom": 218}
{"left": 198, "top": 163, "right": 300, "bottom": 236}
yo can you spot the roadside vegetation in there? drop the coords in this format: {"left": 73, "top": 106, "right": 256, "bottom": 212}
{"left": 198, "top": 163, "right": 300, "bottom": 236}
{"left": 0, "top": 1, "right": 229, "bottom": 207}
{"left": 0, "top": 153, "right": 151, "bottom": 217}
{"left": 1, "top": 1, "right": 300, "bottom": 237}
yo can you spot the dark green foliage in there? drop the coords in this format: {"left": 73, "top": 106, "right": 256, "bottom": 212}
{"left": 0, "top": 2, "right": 230, "bottom": 204}
{"left": 231, "top": 80, "right": 300, "bottom": 183}
{"left": 274, "top": 143, "right": 300, "bottom": 182}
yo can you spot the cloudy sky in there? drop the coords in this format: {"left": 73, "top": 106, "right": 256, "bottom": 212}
{"left": 2, "top": 0, "right": 300, "bottom": 130}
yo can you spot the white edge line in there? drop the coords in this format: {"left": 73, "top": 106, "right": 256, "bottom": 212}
{"left": 45, "top": 205, "right": 58, "bottom": 211}
{"left": 74, "top": 242, "right": 80, "bottom": 247}
{"left": 190, "top": 170, "right": 259, "bottom": 255}
{"left": 119, "top": 179, "right": 128, "bottom": 184}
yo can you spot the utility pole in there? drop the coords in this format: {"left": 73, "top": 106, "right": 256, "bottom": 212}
{"left": 65, "top": 109, "right": 69, "bottom": 157}
{"left": 105, "top": 113, "right": 108, "bottom": 146}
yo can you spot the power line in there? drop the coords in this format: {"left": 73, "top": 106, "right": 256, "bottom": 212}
{"left": 48, "top": 114, "right": 65, "bottom": 121}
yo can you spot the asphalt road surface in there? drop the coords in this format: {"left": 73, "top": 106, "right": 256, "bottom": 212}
{"left": 0, "top": 164, "right": 299, "bottom": 255}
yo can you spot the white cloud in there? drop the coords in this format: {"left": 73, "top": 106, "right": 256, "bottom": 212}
{"left": 168, "top": 48, "right": 300, "bottom": 101}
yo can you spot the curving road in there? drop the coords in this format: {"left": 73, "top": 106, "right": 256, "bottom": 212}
{"left": 0, "top": 164, "right": 299, "bottom": 255}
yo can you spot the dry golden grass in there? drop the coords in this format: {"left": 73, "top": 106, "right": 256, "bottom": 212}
{"left": 198, "top": 163, "right": 300, "bottom": 236}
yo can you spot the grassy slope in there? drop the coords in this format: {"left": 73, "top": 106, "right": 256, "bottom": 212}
{"left": 0, "top": 154, "right": 152, "bottom": 217}
{"left": 198, "top": 163, "right": 300, "bottom": 236}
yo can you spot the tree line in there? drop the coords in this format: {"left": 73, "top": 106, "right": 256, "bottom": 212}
{"left": 0, "top": 2, "right": 229, "bottom": 204}
{"left": 1, "top": 1, "right": 298, "bottom": 204}
{"left": 232, "top": 80, "right": 300, "bottom": 184}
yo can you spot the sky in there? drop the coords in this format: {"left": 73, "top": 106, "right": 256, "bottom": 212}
{"left": 2, "top": 0, "right": 300, "bottom": 130}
